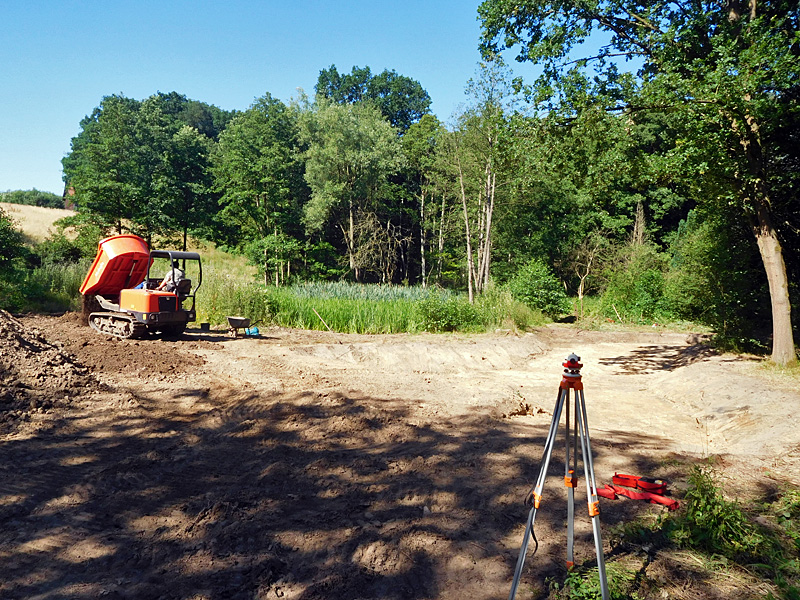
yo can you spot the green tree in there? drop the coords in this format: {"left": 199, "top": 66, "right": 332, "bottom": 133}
{"left": 316, "top": 65, "right": 432, "bottom": 132}
{"left": 299, "top": 99, "right": 404, "bottom": 281}
{"left": 214, "top": 93, "right": 306, "bottom": 282}
{"left": 150, "top": 91, "right": 237, "bottom": 140}
{"left": 480, "top": 0, "right": 800, "bottom": 364}
{"left": 403, "top": 114, "right": 447, "bottom": 287}
{"left": 0, "top": 207, "right": 28, "bottom": 310}
{"left": 437, "top": 58, "right": 516, "bottom": 301}
{"left": 158, "top": 125, "right": 216, "bottom": 250}
{"left": 62, "top": 94, "right": 142, "bottom": 234}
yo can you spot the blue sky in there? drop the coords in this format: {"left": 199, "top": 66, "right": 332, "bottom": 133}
{"left": 1, "top": 0, "right": 539, "bottom": 195}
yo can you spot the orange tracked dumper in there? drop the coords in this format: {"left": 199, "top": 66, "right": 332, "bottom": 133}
{"left": 80, "top": 234, "right": 201, "bottom": 339}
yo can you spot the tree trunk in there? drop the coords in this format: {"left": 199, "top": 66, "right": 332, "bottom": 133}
{"left": 481, "top": 170, "right": 496, "bottom": 290}
{"left": 346, "top": 198, "right": 359, "bottom": 282}
{"left": 437, "top": 193, "right": 446, "bottom": 284}
{"left": 264, "top": 248, "right": 269, "bottom": 287}
{"left": 737, "top": 104, "right": 797, "bottom": 365}
{"left": 752, "top": 200, "right": 796, "bottom": 365}
{"left": 420, "top": 190, "right": 427, "bottom": 288}
{"left": 457, "top": 158, "right": 475, "bottom": 303}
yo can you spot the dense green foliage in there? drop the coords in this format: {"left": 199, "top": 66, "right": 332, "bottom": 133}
{"left": 316, "top": 65, "right": 432, "bottom": 132}
{"left": 0, "top": 208, "right": 29, "bottom": 310}
{"left": 1, "top": 189, "right": 64, "bottom": 208}
{"left": 3, "top": 20, "right": 789, "bottom": 351}
{"left": 479, "top": 0, "right": 799, "bottom": 362}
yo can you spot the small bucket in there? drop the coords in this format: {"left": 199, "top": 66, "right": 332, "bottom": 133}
{"left": 200, "top": 322, "right": 210, "bottom": 332}
{"left": 245, "top": 326, "right": 260, "bottom": 337}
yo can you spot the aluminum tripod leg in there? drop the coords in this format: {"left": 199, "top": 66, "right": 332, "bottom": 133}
{"left": 565, "top": 389, "right": 576, "bottom": 570}
{"left": 576, "top": 388, "right": 609, "bottom": 600}
{"left": 508, "top": 388, "right": 566, "bottom": 600}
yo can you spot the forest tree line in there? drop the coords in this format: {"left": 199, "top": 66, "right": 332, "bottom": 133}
{"left": 2, "top": 0, "right": 797, "bottom": 364}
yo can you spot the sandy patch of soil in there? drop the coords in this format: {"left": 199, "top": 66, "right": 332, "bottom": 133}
{"left": 1, "top": 311, "right": 797, "bottom": 599}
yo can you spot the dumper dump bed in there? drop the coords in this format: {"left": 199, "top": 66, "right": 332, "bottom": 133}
{"left": 79, "top": 235, "right": 150, "bottom": 296}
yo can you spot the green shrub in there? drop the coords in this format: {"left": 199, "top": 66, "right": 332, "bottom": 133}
{"left": 549, "top": 561, "right": 636, "bottom": 600}
{"left": 415, "top": 294, "right": 480, "bottom": 332}
{"left": 507, "top": 259, "right": 569, "bottom": 317}
{"left": 667, "top": 466, "right": 772, "bottom": 562}
{"left": 600, "top": 243, "right": 672, "bottom": 322}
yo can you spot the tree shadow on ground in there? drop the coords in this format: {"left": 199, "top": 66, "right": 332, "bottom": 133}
{"left": 598, "top": 344, "right": 717, "bottom": 375}
{"left": 0, "top": 381, "right": 686, "bottom": 600}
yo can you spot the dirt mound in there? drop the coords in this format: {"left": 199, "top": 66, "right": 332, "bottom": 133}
{"left": 0, "top": 310, "right": 94, "bottom": 424}
{"left": 43, "top": 312, "right": 208, "bottom": 379}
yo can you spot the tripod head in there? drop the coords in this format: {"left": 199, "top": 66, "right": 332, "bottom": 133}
{"left": 562, "top": 353, "right": 583, "bottom": 375}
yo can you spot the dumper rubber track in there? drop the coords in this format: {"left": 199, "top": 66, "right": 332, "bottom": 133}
{"left": 88, "top": 312, "right": 147, "bottom": 339}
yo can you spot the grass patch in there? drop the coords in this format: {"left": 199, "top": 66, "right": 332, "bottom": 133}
{"left": 603, "top": 465, "right": 800, "bottom": 600}
{"left": 198, "top": 280, "right": 548, "bottom": 334}
{"left": 548, "top": 560, "right": 639, "bottom": 600}
{"left": 21, "top": 260, "right": 90, "bottom": 312}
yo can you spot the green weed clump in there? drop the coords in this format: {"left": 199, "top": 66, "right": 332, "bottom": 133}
{"left": 667, "top": 466, "right": 772, "bottom": 562}
{"left": 549, "top": 561, "right": 637, "bottom": 600}
{"left": 657, "top": 466, "right": 800, "bottom": 599}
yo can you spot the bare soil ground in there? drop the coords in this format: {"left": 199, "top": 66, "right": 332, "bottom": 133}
{"left": 1, "top": 310, "right": 798, "bottom": 599}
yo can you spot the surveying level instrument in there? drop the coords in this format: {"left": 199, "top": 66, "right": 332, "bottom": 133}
{"left": 508, "top": 354, "right": 609, "bottom": 600}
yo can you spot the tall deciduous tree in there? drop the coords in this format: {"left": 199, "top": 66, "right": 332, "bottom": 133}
{"left": 214, "top": 94, "right": 305, "bottom": 283}
{"left": 158, "top": 125, "right": 216, "bottom": 250}
{"left": 403, "top": 114, "right": 447, "bottom": 287}
{"left": 479, "top": 0, "right": 799, "bottom": 364}
{"left": 299, "top": 99, "right": 404, "bottom": 281}
{"left": 442, "top": 58, "right": 515, "bottom": 301}
{"left": 62, "top": 94, "right": 142, "bottom": 234}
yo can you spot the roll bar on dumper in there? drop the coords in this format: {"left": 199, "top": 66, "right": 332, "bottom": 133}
{"left": 79, "top": 234, "right": 202, "bottom": 339}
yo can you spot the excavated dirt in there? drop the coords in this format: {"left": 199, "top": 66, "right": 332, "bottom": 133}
{"left": 0, "top": 310, "right": 798, "bottom": 599}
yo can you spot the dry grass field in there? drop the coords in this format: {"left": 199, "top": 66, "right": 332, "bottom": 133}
{"left": 0, "top": 201, "right": 75, "bottom": 241}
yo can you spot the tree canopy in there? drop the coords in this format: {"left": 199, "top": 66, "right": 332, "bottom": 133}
{"left": 479, "top": 0, "right": 800, "bottom": 364}
{"left": 316, "top": 65, "right": 432, "bottom": 132}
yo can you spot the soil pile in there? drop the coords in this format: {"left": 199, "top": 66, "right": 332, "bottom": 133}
{"left": 0, "top": 309, "right": 94, "bottom": 422}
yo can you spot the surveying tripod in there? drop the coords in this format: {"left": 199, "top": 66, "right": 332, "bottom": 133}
{"left": 508, "top": 354, "right": 609, "bottom": 600}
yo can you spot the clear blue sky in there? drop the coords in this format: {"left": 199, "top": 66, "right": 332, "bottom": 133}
{"left": 1, "top": 0, "right": 537, "bottom": 195}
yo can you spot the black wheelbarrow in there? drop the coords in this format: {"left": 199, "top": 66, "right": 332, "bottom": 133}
{"left": 226, "top": 316, "right": 251, "bottom": 338}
